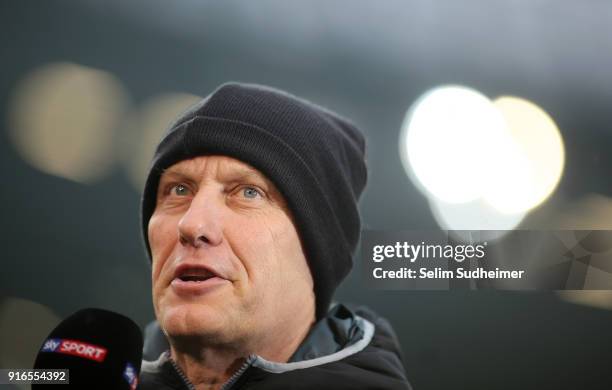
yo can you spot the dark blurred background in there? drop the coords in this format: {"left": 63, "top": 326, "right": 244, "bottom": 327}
{"left": 1, "top": 1, "right": 612, "bottom": 389}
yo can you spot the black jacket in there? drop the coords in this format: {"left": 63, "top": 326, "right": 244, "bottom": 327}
{"left": 139, "top": 305, "right": 411, "bottom": 389}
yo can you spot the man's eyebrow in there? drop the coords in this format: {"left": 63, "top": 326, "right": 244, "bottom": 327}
{"left": 222, "top": 167, "right": 270, "bottom": 185}
{"left": 159, "top": 168, "right": 192, "bottom": 182}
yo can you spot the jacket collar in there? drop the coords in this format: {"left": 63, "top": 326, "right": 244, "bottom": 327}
{"left": 141, "top": 304, "right": 375, "bottom": 385}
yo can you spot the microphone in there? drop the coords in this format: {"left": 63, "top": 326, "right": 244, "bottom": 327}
{"left": 33, "top": 308, "right": 143, "bottom": 389}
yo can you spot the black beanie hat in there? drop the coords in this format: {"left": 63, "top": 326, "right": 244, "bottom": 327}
{"left": 141, "top": 82, "right": 367, "bottom": 320}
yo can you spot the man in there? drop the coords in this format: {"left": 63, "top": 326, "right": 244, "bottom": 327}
{"left": 139, "top": 83, "right": 411, "bottom": 389}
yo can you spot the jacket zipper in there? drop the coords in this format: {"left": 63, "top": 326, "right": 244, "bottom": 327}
{"left": 169, "top": 355, "right": 197, "bottom": 390}
{"left": 168, "top": 353, "right": 256, "bottom": 390}
{"left": 219, "top": 355, "right": 256, "bottom": 390}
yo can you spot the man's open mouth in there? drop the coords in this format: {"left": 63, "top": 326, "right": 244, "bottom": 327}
{"left": 171, "top": 264, "right": 228, "bottom": 294}
{"left": 176, "top": 269, "right": 217, "bottom": 282}
{"left": 178, "top": 275, "right": 213, "bottom": 282}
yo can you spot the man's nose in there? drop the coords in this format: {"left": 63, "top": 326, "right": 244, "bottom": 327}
{"left": 177, "top": 190, "right": 223, "bottom": 248}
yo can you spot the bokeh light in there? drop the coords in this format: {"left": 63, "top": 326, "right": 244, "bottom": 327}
{"left": 558, "top": 291, "right": 612, "bottom": 311}
{"left": 486, "top": 96, "right": 565, "bottom": 214}
{"left": 8, "top": 62, "right": 129, "bottom": 183}
{"left": 122, "top": 93, "right": 202, "bottom": 190}
{"left": 0, "top": 298, "right": 60, "bottom": 377}
{"left": 399, "top": 85, "right": 508, "bottom": 204}
{"left": 552, "top": 194, "right": 612, "bottom": 230}
{"left": 429, "top": 197, "right": 525, "bottom": 234}
{"left": 400, "top": 86, "right": 566, "bottom": 237}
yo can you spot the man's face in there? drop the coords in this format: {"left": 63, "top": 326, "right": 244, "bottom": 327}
{"left": 148, "top": 155, "right": 314, "bottom": 348}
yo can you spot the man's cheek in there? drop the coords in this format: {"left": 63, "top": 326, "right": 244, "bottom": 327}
{"left": 151, "top": 259, "right": 163, "bottom": 286}
{"left": 148, "top": 216, "right": 166, "bottom": 254}
{"left": 148, "top": 215, "right": 178, "bottom": 279}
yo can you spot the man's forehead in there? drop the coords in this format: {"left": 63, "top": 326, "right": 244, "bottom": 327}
{"left": 161, "top": 155, "right": 269, "bottom": 182}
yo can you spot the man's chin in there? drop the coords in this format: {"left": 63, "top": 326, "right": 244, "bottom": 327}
{"left": 160, "top": 303, "right": 226, "bottom": 339}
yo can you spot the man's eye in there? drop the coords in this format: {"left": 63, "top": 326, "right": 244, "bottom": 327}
{"left": 242, "top": 187, "right": 261, "bottom": 199}
{"left": 172, "top": 184, "right": 190, "bottom": 196}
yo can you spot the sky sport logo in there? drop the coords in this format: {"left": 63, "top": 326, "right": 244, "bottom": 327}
{"left": 41, "top": 338, "right": 108, "bottom": 362}
{"left": 123, "top": 362, "right": 139, "bottom": 390}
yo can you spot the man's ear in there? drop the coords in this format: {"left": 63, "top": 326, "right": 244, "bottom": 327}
{"left": 143, "top": 320, "right": 170, "bottom": 360}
